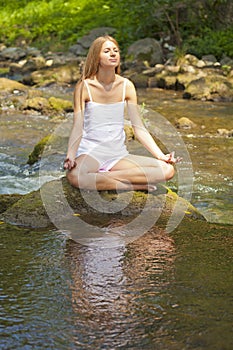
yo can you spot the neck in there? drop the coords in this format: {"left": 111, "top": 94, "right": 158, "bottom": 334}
{"left": 96, "top": 69, "right": 116, "bottom": 85}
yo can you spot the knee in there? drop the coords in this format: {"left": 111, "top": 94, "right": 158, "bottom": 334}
{"left": 66, "top": 170, "right": 79, "bottom": 188}
{"left": 164, "top": 163, "right": 175, "bottom": 181}
{"left": 66, "top": 169, "right": 92, "bottom": 189}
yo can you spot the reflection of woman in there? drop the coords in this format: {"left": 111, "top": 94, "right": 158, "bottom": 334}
{"left": 64, "top": 36, "right": 181, "bottom": 191}
{"left": 66, "top": 231, "right": 175, "bottom": 348}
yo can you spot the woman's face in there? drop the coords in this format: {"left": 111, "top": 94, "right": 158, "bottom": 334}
{"left": 99, "top": 40, "right": 120, "bottom": 69}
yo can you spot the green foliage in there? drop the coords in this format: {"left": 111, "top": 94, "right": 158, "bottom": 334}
{"left": 0, "top": 0, "right": 232, "bottom": 58}
{"left": 186, "top": 28, "right": 233, "bottom": 59}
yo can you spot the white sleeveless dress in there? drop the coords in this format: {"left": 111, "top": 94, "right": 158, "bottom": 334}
{"left": 76, "top": 79, "right": 129, "bottom": 172}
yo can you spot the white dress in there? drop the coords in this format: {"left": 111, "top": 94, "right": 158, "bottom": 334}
{"left": 76, "top": 79, "right": 129, "bottom": 172}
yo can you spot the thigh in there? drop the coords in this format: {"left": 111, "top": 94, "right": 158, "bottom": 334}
{"left": 111, "top": 154, "right": 162, "bottom": 171}
{"left": 74, "top": 154, "right": 100, "bottom": 174}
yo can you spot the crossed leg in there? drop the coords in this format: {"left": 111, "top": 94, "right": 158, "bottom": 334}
{"left": 66, "top": 154, "right": 175, "bottom": 191}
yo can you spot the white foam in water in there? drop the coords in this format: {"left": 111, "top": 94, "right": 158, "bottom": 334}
{"left": 0, "top": 173, "right": 61, "bottom": 195}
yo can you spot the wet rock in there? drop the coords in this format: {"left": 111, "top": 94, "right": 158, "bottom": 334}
{"left": 0, "top": 77, "right": 28, "bottom": 94}
{"left": 127, "top": 72, "right": 148, "bottom": 88}
{"left": 0, "top": 194, "right": 22, "bottom": 214}
{"left": 177, "top": 54, "right": 199, "bottom": 67}
{"left": 158, "top": 74, "right": 177, "bottom": 89}
{"left": 126, "top": 38, "right": 163, "bottom": 66}
{"left": 22, "top": 95, "right": 72, "bottom": 116}
{"left": 176, "top": 72, "right": 206, "bottom": 89}
{"left": 201, "top": 54, "right": 218, "bottom": 66}
{"left": 22, "top": 96, "right": 50, "bottom": 113}
{"left": 0, "top": 47, "right": 26, "bottom": 61}
{"left": 48, "top": 96, "right": 73, "bottom": 113}
{"left": 220, "top": 56, "right": 233, "bottom": 67}
{"left": 175, "top": 117, "right": 196, "bottom": 129}
{"left": 0, "top": 177, "right": 205, "bottom": 228}
{"left": 26, "top": 47, "right": 42, "bottom": 57}
{"left": 217, "top": 128, "right": 233, "bottom": 137}
{"left": 183, "top": 76, "right": 233, "bottom": 101}
{"left": 165, "top": 65, "right": 180, "bottom": 74}
{"left": 29, "top": 63, "right": 81, "bottom": 86}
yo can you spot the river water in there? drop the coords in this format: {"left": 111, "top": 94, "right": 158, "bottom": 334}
{"left": 0, "top": 88, "right": 233, "bottom": 349}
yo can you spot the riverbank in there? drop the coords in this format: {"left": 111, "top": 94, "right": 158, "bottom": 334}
{"left": 0, "top": 28, "right": 233, "bottom": 107}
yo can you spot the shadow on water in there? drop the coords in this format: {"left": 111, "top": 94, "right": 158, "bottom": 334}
{"left": 0, "top": 218, "right": 232, "bottom": 349}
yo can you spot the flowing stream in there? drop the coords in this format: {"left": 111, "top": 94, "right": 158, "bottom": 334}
{"left": 0, "top": 88, "right": 232, "bottom": 349}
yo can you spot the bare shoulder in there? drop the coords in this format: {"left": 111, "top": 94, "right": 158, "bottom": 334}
{"left": 74, "top": 80, "right": 89, "bottom": 101}
{"left": 124, "top": 78, "right": 137, "bottom": 101}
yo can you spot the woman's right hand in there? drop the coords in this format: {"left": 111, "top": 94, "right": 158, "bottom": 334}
{"left": 63, "top": 157, "right": 77, "bottom": 170}
{"left": 160, "top": 151, "right": 182, "bottom": 164}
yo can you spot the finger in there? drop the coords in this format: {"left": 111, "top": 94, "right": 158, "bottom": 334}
{"left": 175, "top": 157, "right": 182, "bottom": 163}
{"left": 170, "top": 151, "right": 175, "bottom": 159}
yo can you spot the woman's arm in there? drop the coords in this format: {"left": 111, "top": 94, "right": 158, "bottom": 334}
{"left": 126, "top": 79, "right": 180, "bottom": 164}
{"left": 64, "top": 82, "right": 85, "bottom": 170}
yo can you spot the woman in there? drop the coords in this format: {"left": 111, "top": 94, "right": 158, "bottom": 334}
{"left": 64, "top": 36, "right": 181, "bottom": 191}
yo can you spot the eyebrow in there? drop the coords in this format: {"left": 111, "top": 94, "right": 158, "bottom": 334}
{"left": 103, "top": 46, "right": 119, "bottom": 50}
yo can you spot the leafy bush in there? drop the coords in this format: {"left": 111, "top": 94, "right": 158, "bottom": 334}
{"left": 0, "top": 0, "right": 232, "bottom": 58}
{"left": 186, "top": 29, "right": 233, "bottom": 59}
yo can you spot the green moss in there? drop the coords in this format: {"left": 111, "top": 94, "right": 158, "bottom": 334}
{"left": 48, "top": 96, "right": 73, "bottom": 112}
{"left": 0, "top": 194, "right": 22, "bottom": 214}
{"left": 0, "top": 67, "right": 9, "bottom": 75}
{"left": 1, "top": 177, "right": 206, "bottom": 228}
{"left": 27, "top": 135, "right": 51, "bottom": 165}
{"left": 23, "top": 97, "right": 50, "bottom": 112}
{"left": 27, "top": 134, "right": 68, "bottom": 165}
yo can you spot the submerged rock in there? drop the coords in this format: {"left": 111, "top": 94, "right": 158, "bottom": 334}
{"left": 0, "top": 177, "right": 206, "bottom": 229}
{"left": 175, "top": 117, "right": 196, "bottom": 129}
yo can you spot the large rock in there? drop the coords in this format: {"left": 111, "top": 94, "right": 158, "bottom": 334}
{"left": 0, "top": 47, "right": 26, "bottom": 61}
{"left": 126, "top": 38, "right": 163, "bottom": 66}
{"left": 183, "top": 75, "right": 233, "bottom": 101}
{"left": 22, "top": 95, "right": 72, "bottom": 116}
{"left": 0, "top": 78, "right": 28, "bottom": 94}
{"left": 29, "top": 63, "right": 81, "bottom": 86}
{"left": 69, "top": 27, "right": 116, "bottom": 56}
{"left": 0, "top": 177, "right": 205, "bottom": 228}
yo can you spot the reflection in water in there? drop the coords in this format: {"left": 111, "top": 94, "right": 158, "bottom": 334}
{"left": 1, "top": 221, "right": 232, "bottom": 349}
{"left": 65, "top": 229, "right": 175, "bottom": 349}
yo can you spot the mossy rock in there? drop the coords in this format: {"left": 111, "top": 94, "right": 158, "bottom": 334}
{"left": 30, "top": 64, "right": 81, "bottom": 86}
{"left": 0, "top": 194, "right": 22, "bottom": 214}
{"left": 48, "top": 96, "right": 73, "bottom": 112}
{"left": 22, "top": 95, "right": 73, "bottom": 115}
{"left": 22, "top": 96, "right": 50, "bottom": 112}
{"left": 27, "top": 134, "right": 67, "bottom": 165}
{"left": 0, "top": 189, "right": 50, "bottom": 228}
{"left": 0, "top": 177, "right": 206, "bottom": 229}
{"left": 0, "top": 77, "right": 28, "bottom": 94}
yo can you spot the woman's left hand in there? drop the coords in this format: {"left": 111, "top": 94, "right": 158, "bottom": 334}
{"left": 161, "top": 151, "right": 182, "bottom": 164}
